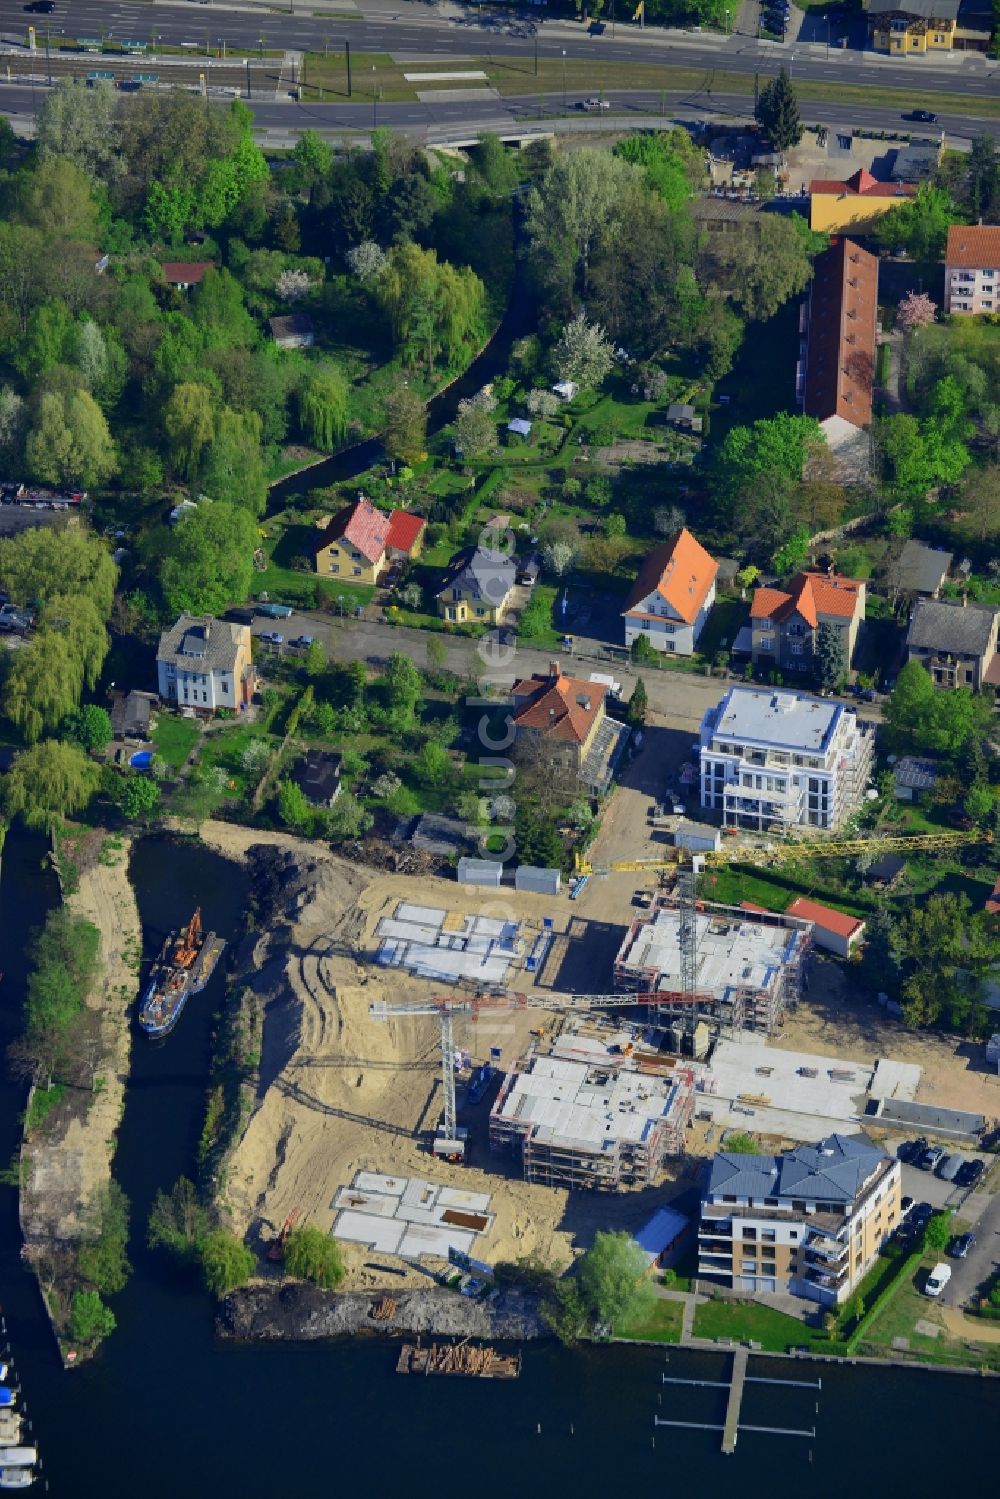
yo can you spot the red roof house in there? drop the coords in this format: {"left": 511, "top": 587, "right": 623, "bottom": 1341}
{"left": 785, "top": 896, "right": 865, "bottom": 958}
{"left": 622, "top": 529, "right": 718, "bottom": 657}
{"left": 160, "top": 261, "right": 215, "bottom": 288}
{"left": 750, "top": 570, "right": 866, "bottom": 673}
{"left": 385, "top": 510, "right": 427, "bottom": 560}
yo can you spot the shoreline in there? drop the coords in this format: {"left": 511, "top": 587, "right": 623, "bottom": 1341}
{"left": 19, "top": 830, "right": 141, "bottom": 1366}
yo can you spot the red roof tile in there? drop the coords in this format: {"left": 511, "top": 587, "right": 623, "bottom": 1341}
{"left": 809, "top": 176, "right": 915, "bottom": 200}
{"left": 385, "top": 510, "right": 426, "bottom": 556}
{"left": 945, "top": 224, "right": 1000, "bottom": 271}
{"left": 803, "top": 238, "right": 879, "bottom": 430}
{"left": 314, "top": 496, "right": 389, "bottom": 565}
{"left": 623, "top": 529, "right": 718, "bottom": 626}
{"left": 511, "top": 664, "right": 606, "bottom": 746}
{"left": 160, "top": 261, "right": 215, "bottom": 284}
{"left": 751, "top": 573, "right": 864, "bottom": 629}
{"left": 986, "top": 874, "right": 1000, "bottom": 915}
{"left": 786, "top": 897, "right": 865, "bottom": 940}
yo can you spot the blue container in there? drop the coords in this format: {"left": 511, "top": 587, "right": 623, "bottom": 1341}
{"left": 130, "top": 750, "right": 153, "bottom": 769}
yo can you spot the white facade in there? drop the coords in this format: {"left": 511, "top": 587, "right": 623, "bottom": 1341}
{"left": 945, "top": 265, "right": 999, "bottom": 315}
{"left": 624, "top": 579, "right": 716, "bottom": 657}
{"left": 698, "top": 686, "right": 874, "bottom": 833}
{"left": 155, "top": 616, "right": 252, "bottom": 715}
{"left": 157, "top": 657, "right": 236, "bottom": 712}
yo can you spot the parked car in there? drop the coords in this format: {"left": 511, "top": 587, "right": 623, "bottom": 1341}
{"left": 949, "top": 1233, "right": 975, "bottom": 1259}
{"left": 900, "top": 1195, "right": 914, "bottom": 1216}
{"left": 588, "top": 18, "right": 606, "bottom": 32}
{"left": 937, "top": 1153, "right": 964, "bottom": 1182}
{"left": 257, "top": 631, "right": 284, "bottom": 647}
{"left": 956, "top": 1159, "right": 985, "bottom": 1189}
{"left": 255, "top": 602, "right": 294, "bottom": 619}
{"left": 924, "top": 1262, "right": 951, "bottom": 1297}
{"left": 289, "top": 635, "right": 316, "bottom": 650}
{"left": 919, "top": 1145, "right": 945, "bottom": 1172}
{"left": 897, "top": 1140, "right": 918, "bottom": 1163}
{"left": 911, "top": 1201, "right": 934, "bottom": 1224}
{"left": 24, "top": 2, "right": 57, "bottom": 12}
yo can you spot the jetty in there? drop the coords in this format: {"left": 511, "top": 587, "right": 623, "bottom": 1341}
{"left": 656, "top": 1351, "right": 820, "bottom": 1453}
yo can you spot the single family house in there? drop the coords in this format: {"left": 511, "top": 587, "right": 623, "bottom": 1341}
{"left": 622, "top": 529, "right": 718, "bottom": 657}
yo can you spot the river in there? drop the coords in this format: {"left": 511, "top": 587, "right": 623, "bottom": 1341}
{"left": 0, "top": 831, "right": 997, "bottom": 1498}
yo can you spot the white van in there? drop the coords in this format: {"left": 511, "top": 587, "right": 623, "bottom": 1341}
{"left": 924, "top": 1263, "right": 951, "bottom": 1297}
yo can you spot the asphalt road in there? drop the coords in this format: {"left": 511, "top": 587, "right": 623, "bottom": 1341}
{"left": 1, "top": 0, "right": 997, "bottom": 103}
{"left": 249, "top": 608, "right": 883, "bottom": 733}
{"left": 940, "top": 1177, "right": 1000, "bottom": 1310}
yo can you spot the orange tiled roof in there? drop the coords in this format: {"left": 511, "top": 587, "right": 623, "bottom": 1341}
{"left": 511, "top": 666, "right": 606, "bottom": 746}
{"left": 786, "top": 896, "right": 865, "bottom": 940}
{"left": 809, "top": 170, "right": 915, "bottom": 200}
{"left": 945, "top": 224, "right": 1000, "bottom": 270}
{"left": 751, "top": 572, "right": 863, "bottom": 629}
{"left": 314, "top": 496, "right": 389, "bottom": 565}
{"left": 985, "top": 874, "right": 1000, "bottom": 915}
{"left": 623, "top": 529, "right": 718, "bottom": 626}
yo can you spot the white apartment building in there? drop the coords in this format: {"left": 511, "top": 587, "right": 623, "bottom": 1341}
{"left": 943, "top": 225, "right": 1000, "bottom": 315}
{"left": 156, "top": 614, "right": 256, "bottom": 715}
{"left": 698, "top": 686, "right": 874, "bottom": 833}
{"left": 698, "top": 1134, "right": 901, "bottom": 1307}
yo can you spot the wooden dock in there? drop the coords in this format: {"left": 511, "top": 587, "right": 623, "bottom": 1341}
{"left": 722, "top": 1348, "right": 748, "bottom": 1454}
{"left": 656, "top": 1352, "right": 819, "bottom": 1454}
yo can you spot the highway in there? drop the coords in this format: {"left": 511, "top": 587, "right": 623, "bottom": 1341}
{"left": 0, "top": 0, "right": 997, "bottom": 102}
{"left": 1, "top": 77, "right": 998, "bottom": 146}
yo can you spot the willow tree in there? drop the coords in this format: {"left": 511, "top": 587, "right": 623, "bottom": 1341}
{"left": 1, "top": 739, "right": 100, "bottom": 830}
{"left": 378, "top": 242, "right": 485, "bottom": 371}
{"left": 0, "top": 523, "right": 117, "bottom": 615}
{"left": 4, "top": 633, "right": 90, "bottom": 742}
{"left": 298, "top": 367, "right": 350, "bottom": 451}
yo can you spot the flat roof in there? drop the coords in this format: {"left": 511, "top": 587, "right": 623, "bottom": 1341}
{"left": 617, "top": 904, "right": 806, "bottom": 999}
{"left": 705, "top": 686, "right": 842, "bottom": 753}
{"left": 493, "top": 1051, "right": 686, "bottom": 1155}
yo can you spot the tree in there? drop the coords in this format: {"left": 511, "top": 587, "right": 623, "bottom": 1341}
{"left": 26, "top": 388, "right": 117, "bottom": 488}
{"left": 965, "top": 784, "right": 995, "bottom": 827}
{"left": 277, "top": 778, "right": 311, "bottom": 831}
{"left": 346, "top": 240, "right": 388, "bottom": 281}
{"left": 961, "top": 464, "right": 1000, "bottom": 542}
{"left": 417, "top": 740, "right": 451, "bottom": 786}
{"left": 552, "top": 312, "right": 615, "bottom": 391}
{"left": 275, "top": 268, "right": 311, "bottom": 303}
{"left": 292, "top": 128, "right": 333, "bottom": 181}
{"left": 454, "top": 390, "right": 499, "bottom": 458}
{"left": 148, "top": 1177, "right": 211, "bottom": 1262}
{"left": 614, "top": 128, "right": 704, "bottom": 210}
{"left": 755, "top": 68, "right": 802, "bottom": 151}
{"left": 0, "top": 386, "right": 26, "bottom": 464}
{"left": 78, "top": 1181, "right": 131, "bottom": 1295}
{"left": 1, "top": 741, "right": 100, "bottom": 828}
{"left": 64, "top": 704, "right": 112, "bottom": 753}
{"left": 109, "top": 773, "right": 161, "bottom": 821}
{"left": 773, "top": 525, "right": 811, "bottom": 576}
{"left": 815, "top": 622, "right": 846, "bottom": 692}
{"left": 303, "top": 639, "right": 326, "bottom": 678}
{"left": 158, "top": 499, "right": 258, "bottom": 617}
{"left": 383, "top": 380, "right": 427, "bottom": 465}
{"left": 0, "top": 524, "right": 116, "bottom": 615}
{"left": 966, "top": 133, "right": 998, "bottom": 219}
{"left": 283, "top": 1224, "right": 345, "bottom": 1289}
{"left": 713, "top": 413, "right": 821, "bottom": 519}
{"left": 199, "top": 1229, "right": 255, "bottom": 1297}
{"left": 525, "top": 149, "right": 637, "bottom": 303}
{"left": 576, "top": 1230, "right": 654, "bottom": 1333}
{"left": 526, "top": 388, "right": 559, "bottom": 419}
{"left": 627, "top": 678, "right": 648, "bottom": 729}
{"left": 36, "top": 78, "right": 122, "bottom": 185}
{"left": 199, "top": 407, "right": 267, "bottom": 516}
{"left": 711, "top": 216, "right": 813, "bottom": 324}
{"left": 924, "top": 1211, "right": 952, "bottom": 1251}
{"left": 873, "top": 184, "right": 957, "bottom": 263}
{"left": 877, "top": 411, "right": 970, "bottom": 499}
{"left": 20, "top": 156, "right": 100, "bottom": 243}
{"left": 383, "top": 651, "right": 422, "bottom": 727}
{"left": 541, "top": 539, "right": 580, "bottom": 578}
{"left": 377, "top": 242, "right": 485, "bottom": 371}
{"left": 896, "top": 291, "right": 937, "bottom": 333}
{"left": 541, "top": 1280, "right": 590, "bottom": 1345}
{"left": 298, "top": 368, "right": 350, "bottom": 451}
{"left": 68, "top": 1290, "right": 116, "bottom": 1347}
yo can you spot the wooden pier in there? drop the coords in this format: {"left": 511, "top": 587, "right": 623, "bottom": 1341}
{"left": 656, "top": 1352, "right": 820, "bottom": 1454}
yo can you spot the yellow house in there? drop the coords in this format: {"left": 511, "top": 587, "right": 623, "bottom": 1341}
{"left": 809, "top": 168, "right": 915, "bottom": 235}
{"left": 435, "top": 544, "right": 517, "bottom": 625}
{"left": 867, "top": 0, "right": 959, "bottom": 53}
{"left": 313, "top": 496, "right": 425, "bottom": 583}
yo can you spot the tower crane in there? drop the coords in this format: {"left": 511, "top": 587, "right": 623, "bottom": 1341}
{"left": 369, "top": 988, "right": 699, "bottom": 1162}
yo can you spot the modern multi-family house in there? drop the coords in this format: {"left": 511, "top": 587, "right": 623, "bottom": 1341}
{"left": 808, "top": 168, "right": 914, "bottom": 235}
{"left": 434, "top": 544, "right": 517, "bottom": 625}
{"left": 313, "top": 496, "right": 425, "bottom": 584}
{"left": 943, "top": 224, "right": 1000, "bottom": 315}
{"left": 698, "top": 1133, "right": 901, "bottom": 1307}
{"left": 750, "top": 570, "right": 866, "bottom": 675}
{"left": 621, "top": 529, "right": 718, "bottom": 657}
{"left": 511, "top": 662, "right": 627, "bottom": 790}
{"left": 156, "top": 614, "right": 256, "bottom": 715}
{"left": 906, "top": 596, "right": 1000, "bottom": 689}
{"left": 866, "top": 0, "right": 994, "bottom": 55}
{"left": 799, "top": 238, "right": 878, "bottom": 467}
{"left": 698, "top": 685, "right": 875, "bottom": 832}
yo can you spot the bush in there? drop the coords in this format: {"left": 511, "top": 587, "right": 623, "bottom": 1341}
{"left": 199, "top": 1229, "right": 255, "bottom": 1297}
{"left": 68, "top": 1289, "right": 116, "bottom": 1347}
{"left": 283, "top": 1224, "right": 345, "bottom": 1289}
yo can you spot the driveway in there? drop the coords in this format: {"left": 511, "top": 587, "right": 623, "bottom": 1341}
{"left": 939, "top": 1168, "right": 1000, "bottom": 1311}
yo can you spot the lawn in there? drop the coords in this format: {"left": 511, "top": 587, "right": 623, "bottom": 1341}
{"left": 702, "top": 864, "right": 872, "bottom": 921}
{"left": 692, "top": 1296, "right": 821, "bottom": 1353}
{"left": 198, "top": 723, "right": 279, "bottom": 799}
{"left": 696, "top": 597, "right": 747, "bottom": 663}
{"left": 152, "top": 715, "right": 202, "bottom": 770}
{"left": 615, "top": 1296, "right": 684, "bottom": 1344}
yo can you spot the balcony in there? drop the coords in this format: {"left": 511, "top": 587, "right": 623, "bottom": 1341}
{"left": 803, "top": 1263, "right": 846, "bottom": 1291}
{"left": 805, "top": 1233, "right": 848, "bottom": 1263}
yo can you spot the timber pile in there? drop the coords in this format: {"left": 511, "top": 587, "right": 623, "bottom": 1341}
{"left": 370, "top": 1296, "right": 397, "bottom": 1321}
{"left": 396, "top": 1341, "right": 521, "bottom": 1379}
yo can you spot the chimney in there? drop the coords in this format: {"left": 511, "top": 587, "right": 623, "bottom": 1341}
{"left": 549, "top": 660, "right": 561, "bottom": 679}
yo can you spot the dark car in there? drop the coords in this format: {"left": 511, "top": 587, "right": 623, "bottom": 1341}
{"left": 467, "top": 1064, "right": 493, "bottom": 1105}
{"left": 897, "top": 1140, "right": 918, "bottom": 1163}
{"left": 911, "top": 1201, "right": 934, "bottom": 1224}
{"left": 900, "top": 1195, "right": 914, "bottom": 1216}
{"left": 289, "top": 635, "right": 316, "bottom": 650}
{"left": 949, "top": 1232, "right": 975, "bottom": 1259}
{"left": 24, "top": 2, "right": 56, "bottom": 12}
{"left": 257, "top": 631, "right": 284, "bottom": 647}
{"left": 956, "top": 1158, "right": 985, "bottom": 1189}
{"left": 588, "top": 19, "right": 606, "bottom": 33}
{"left": 908, "top": 109, "right": 937, "bottom": 123}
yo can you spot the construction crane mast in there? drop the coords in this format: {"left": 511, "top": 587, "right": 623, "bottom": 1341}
{"left": 370, "top": 988, "right": 692, "bottom": 1161}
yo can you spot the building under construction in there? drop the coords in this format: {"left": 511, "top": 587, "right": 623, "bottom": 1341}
{"left": 489, "top": 1030, "right": 695, "bottom": 1191}
{"left": 614, "top": 894, "right": 811, "bottom": 1040}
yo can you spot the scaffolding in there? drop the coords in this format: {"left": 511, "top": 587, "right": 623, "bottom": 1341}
{"left": 614, "top": 895, "right": 811, "bottom": 1040}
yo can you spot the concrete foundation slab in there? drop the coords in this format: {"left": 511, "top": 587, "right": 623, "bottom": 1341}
{"left": 398, "top": 1224, "right": 475, "bottom": 1259}
{"left": 332, "top": 1210, "right": 405, "bottom": 1255}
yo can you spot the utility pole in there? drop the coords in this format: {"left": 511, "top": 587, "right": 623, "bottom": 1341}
{"left": 561, "top": 48, "right": 566, "bottom": 112}
{"left": 372, "top": 64, "right": 377, "bottom": 130}
{"left": 246, "top": 57, "right": 251, "bottom": 100}
{"left": 346, "top": 38, "right": 352, "bottom": 96}
{"left": 44, "top": 28, "right": 52, "bottom": 87}
{"left": 534, "top": 32, "right": 538, "bottom": 77}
